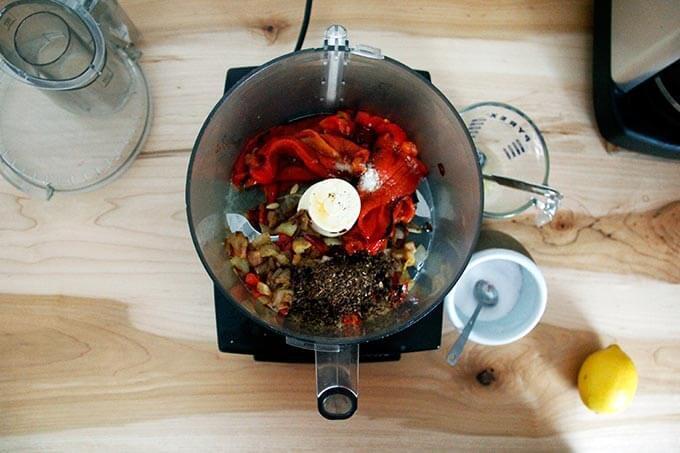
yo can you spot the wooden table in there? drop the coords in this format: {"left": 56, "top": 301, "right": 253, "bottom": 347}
{"left": 1, "top": 0, "right": 679, "bottom": 450}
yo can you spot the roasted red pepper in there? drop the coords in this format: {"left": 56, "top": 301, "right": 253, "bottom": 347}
{"left": 244, "top": 272, "right": 260, "bottom": 287}
{"left": 277, "top": 165, "right": 320, "bottom": 182}
{"left": 232, "top": 133, "right": 264, "bottom": 186}
{"left": 343, "top": 120, "right": 427, "bottom": 254}
{"left": 232, "top": 110, "right": 380, "bottom": 193}
{"left": 297, "top": 130, "right": 370, "bottom": 176}
{"left": 257, "top": 203, "right": 267, "bottom": 227}
{"left": 341, "top": 312, "right": 361, "bottom": 326}
{"left": 321, "top": 134, "right": 366, "bottom": 156}
{"left": 297, "top": 129, "right": 340, "bottom": 158}
{"left": 231, "top": 110, "right": 428, "bottom": 255}
{"left": 248, "top": 137, "right": 333, "bottom": 185}
{"left": 303, "top": 233, "right": 329, "bottom": 254}
{"left": 375, "top": 122, "right": 407, "bottom": 146}
{"left": 232, "top": 149, "right": 249, "bottom": 187}
{"left": 277, "top": 233, "right": 293, "bottom": 252}
{"left": 355, "top": 111, "right": 384, "bottom": 129}
{"left": 393, "top": 196, "right": 417, "bottom": 225}
{"left": 319, "top": 112, "right": 355, "bottom": 136}
{"left": 263, "top": 184, "right": 279, "bottom": 204}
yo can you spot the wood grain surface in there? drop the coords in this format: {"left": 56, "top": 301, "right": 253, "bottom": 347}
{"left": 1, "top": 0, "right": 680, "bottom": 451}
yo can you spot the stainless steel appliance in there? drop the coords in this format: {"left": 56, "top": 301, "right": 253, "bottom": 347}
{"left": 593, "top": 0, "right": 680, "bottom": 159}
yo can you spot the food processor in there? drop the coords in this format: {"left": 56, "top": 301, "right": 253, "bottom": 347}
{"left": 186, "top": 26, "right": 483, "bottom": 419}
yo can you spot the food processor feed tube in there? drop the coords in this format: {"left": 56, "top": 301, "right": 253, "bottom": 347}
{"left": 287, "top": 338, "right": 359, "bottom": 420}
{"left": 315, "top": 345, "right": 358, "bottom": 419}
{"left": 291, "top": 25, "right": 360, "bottom": 420}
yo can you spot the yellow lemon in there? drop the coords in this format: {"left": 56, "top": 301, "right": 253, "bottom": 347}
{"left": 578, "top": 344, "right": 638, "bottom": 413}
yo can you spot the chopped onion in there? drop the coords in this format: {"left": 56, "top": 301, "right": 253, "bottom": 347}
{"left": 292, "top": 238, "right": 312, "bottom": 254}
{"left": 274, "top": 221, "right": 297, "bottom": 236}
{"left": 323, "top": 237, "right": 342, "bottom": 246}
{"left": 226, "top": 232, "right": 248, "bottom": 258}
{"left": 256, "top": 281, "right": 272, "bottom": 296}
{"left": 247, "top": 250, "right": 263, "bottom": 267}
{"left": 252, "top": 232, "right": 271, "bottom": 248}
{"left": 259, "top": 244, "right": 278, "bottom": 258}
{"left": 229, "top": 256, "right": 250, "bottom": 273}
{"left": 274, "top": 253, "right": 290, "bottom": 265}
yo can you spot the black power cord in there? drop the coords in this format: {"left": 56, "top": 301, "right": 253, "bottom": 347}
{"left": 294, "top": 0, "right": 313, "bottom": 51}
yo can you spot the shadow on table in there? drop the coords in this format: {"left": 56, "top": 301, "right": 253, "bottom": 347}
{"left": 357, "top": 320, "right": 601, "bottom": 451}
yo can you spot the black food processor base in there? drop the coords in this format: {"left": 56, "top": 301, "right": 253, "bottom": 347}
{"left": 214, "top": 66, "right": 443, "bottom": 363}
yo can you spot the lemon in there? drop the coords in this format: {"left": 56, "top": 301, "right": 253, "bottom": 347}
{"left": 578, "top": 344, "right": 638, "bottom": 413}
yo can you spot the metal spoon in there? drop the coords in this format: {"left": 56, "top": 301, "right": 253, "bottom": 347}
{"left": 226, "top": 213, "right": 279, "bottom": 242}
{"left": 482, "top": 174, "right": 562, "bottom": 201}
{"left": 476, "top": 150, "right": 560, "bottom": 199}
{"left": 477, "top": 150, "right": 562, "bottom": 226}
{"left": 446, "top": 279, "right": 499, "bottom": 366}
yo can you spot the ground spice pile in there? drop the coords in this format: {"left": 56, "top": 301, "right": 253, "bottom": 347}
{"left": 290, "top": 252, "right": 399, "bottom": 326}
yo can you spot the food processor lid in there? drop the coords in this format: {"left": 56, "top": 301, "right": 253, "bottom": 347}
{"left": 0, "top": 0, "right": 106, "bottom": 90}
{"left": 0, "top": 49, "right": 151, "bottom": 199}
{"left": 0, "top": 0, "right": 151, "bottom": 199}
